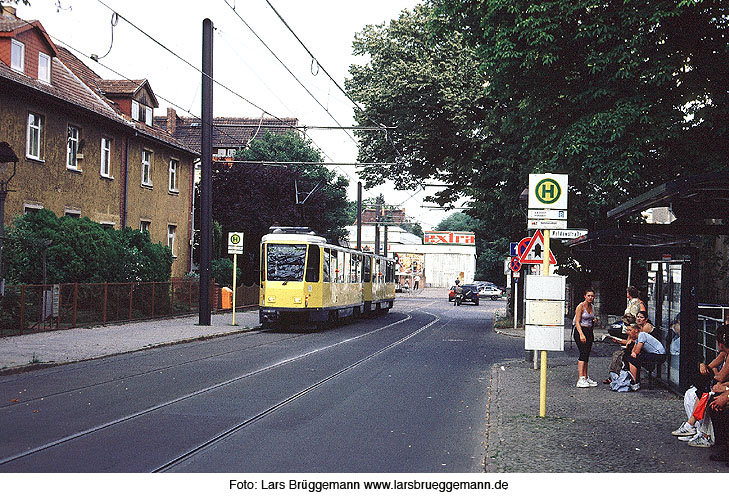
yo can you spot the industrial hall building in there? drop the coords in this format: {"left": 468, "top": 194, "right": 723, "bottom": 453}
{"left": 0, "top": 7, "right": 197, "bottom": 277}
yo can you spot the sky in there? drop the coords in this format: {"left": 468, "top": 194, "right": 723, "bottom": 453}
{"left": 15, "top": 0, "right": 451, "bottom": 230}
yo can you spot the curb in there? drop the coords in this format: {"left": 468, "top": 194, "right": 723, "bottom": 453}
{"left": 0, "top": 325, "right": 261, "bottom": 377}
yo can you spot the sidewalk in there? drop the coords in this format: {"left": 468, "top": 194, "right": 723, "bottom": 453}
{"left": 0, "top": 309, "right": 260, "bottom": 374}
{"left": 490, "top": 325, "right": 725, "bottom": 472}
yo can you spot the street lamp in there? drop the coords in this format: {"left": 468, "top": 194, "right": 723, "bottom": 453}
{"left": 0, "top": 142, "right": 18, "bottom": 296}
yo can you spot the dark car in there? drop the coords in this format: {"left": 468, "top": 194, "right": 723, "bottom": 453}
{"left": 449, "top": 284, "right": 480, "bottom": 305}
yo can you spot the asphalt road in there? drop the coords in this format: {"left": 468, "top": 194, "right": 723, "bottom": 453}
{"left": 0, "top": 295, "right": 523, "bottom": 472}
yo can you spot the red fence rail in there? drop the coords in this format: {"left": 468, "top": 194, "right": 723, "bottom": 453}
{"left": 0, "top": 280, "right": 259, "bottom": 337}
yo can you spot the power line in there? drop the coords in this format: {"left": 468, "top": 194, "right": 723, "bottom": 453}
{"left": 220, "top": 0, "right": 360, "bottom": 148}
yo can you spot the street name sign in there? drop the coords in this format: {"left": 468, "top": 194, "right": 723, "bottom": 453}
{"left": 550, "top": 229, "right": 588, "bottom": 240}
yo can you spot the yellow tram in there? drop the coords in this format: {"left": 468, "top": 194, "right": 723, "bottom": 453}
{"left": 259, "top": 227, "right": 396, "bottom": 326}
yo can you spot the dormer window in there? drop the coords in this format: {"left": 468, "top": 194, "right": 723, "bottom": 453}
{"left": 38, "top": 52, "right": 51, "bottom": 83}
{"left": 131, "top": 100, "right": 153, "bottom": 125}
{"left": 11, "top": 39, "right": 25, "bottom": 73}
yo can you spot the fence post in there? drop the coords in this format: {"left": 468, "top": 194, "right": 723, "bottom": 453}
{"left": 171, "top": 281, "right": 175, "bottom": 316}
{"left": 151, "top": 282, "right": 155, "bottom": 318}
{"left": 189, "top": 280, "right": 192, "bottom": 313}
{"left": 103, "top": 282, "right": 108, "bottom": 324}
{"left": 129, "top": 282, "right": 133, "bottom": 320}
{"left": 72, "top": 282, "right": 78, "bottom": 328}
{"left": 19, "top": 284, "right": 25, "bottom": 334}
{"left": 57, "top": 284, "right": 61, "bottom": 330}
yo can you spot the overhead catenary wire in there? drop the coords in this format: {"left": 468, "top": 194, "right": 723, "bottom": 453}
{"left": 219, "top": 0, "right": 360, "bottom": 148}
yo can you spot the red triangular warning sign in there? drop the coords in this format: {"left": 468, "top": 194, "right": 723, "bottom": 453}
{"left": 519, "top": 230, "right": 557, "bottom": 265}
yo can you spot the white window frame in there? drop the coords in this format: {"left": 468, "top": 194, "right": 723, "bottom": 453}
{"left": 140, "top": 220, "right": 151, "bottom": 233}
{"left": 168, "top": 158, "right": 178, "bottom": 192}
{"left": 64, "top": 209, "right": 81, "bottom": 218}
{"left": 141, "top": 150, "right": 152, "bottom": 186}
{"left": 167, "top": 225, "right": 177, "bottom": 256}
{"left": 144, "top": 105, "right": 153, "bottom": 126}
{"left": 24, "top": 203, "right": 43, "bottom": 214}
{"left": 100, "top": 137, "right": 112, "bottom": 178}
{"left": 11, "top": 39, "right": 24, "bottom": 73}
{"left": 38, "top": 52, "right": 51, "bottom": 83}
{"left": 131, "top": 100, "right": 140, "bottom": 121}
{"left": 67, "top": 125, "right": 80, "bottom": 170}
{"left": 26, "top": 112, "right": 43, "bottom": 160}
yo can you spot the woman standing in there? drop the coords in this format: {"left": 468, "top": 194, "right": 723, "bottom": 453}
{"left": 574, "top": 289, "right": 598, "bottom": 387}
{"left": 626, "top": 286, "right": 646, "bottom": 317}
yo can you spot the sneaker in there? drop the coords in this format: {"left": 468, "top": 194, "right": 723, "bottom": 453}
{"left": 576, "top": 377, "right": 590, "bottom": 388}
{"left": 672, "top": 422, "right": 697, "bottom": 437}
{"left": 678, "top": 434, "right": 696, "bottom": 442}
{"left": 687, "top": 434, "right": 714, "bottom": 448}
{"left": 586, "top": 378, "right": 598, "bottom": 387}
{"left": 630, "top": 383, "right": 641, "bottom": 391}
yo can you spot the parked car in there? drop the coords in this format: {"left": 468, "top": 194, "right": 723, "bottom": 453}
{"left": 449, "top": 284, "right": 480, "bottom": 305}
{"left": 479, "top": 286, "right": 503, "bottom": 300}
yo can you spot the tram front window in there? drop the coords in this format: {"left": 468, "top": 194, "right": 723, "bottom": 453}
{"left": 267, "top": 244, "right": 307, "bottom": 281}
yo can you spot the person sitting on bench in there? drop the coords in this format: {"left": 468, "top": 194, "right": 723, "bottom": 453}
{"left": 626, "top": 323, "right": 666, "bottom": 391}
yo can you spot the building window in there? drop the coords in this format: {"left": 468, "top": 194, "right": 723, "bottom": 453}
{"left": 140, "top": 220, "right": 151, "bottom": 233}
{"left": 64, "top": 209, "right": 81, "bottom": 218}
{"left": 67, "top": 125, "right": 80, "bottom": 170}
{"left": 11, "top": 39, "right": 24, "bottom": 73}
{"left": 131, "top": 100, "right": 139, "bottom": 121}
{"left": 26, "top": 112, "right": 44, "bottom": 160}
{"left": 141, "top": 150, "right": 152, "bottom": 186}
{"left": 38, "top": 52, "right": 51, "bottom": 83}
{"left": 168, "top": 159, "right": 178, "bottom": 192}
{"left": 100, "top": 137, "right": 112, "bottom": 177}
{"left": 167, "top": 225, "right": 176, "bottom": 256}
{"left": 145, "top": 106, "right": 153, "bottom": 126}
{"left": 100, "top": 222, "right": 115, "bottom": 230}
{"left": 24, "top": 203, "right": 43, "bottom": 214}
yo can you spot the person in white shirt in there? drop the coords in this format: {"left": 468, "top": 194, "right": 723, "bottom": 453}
{"left": 626, "top": 323, "right": 666, "bottom": 390}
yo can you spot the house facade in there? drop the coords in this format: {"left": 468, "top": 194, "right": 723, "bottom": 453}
{"left": 0, "top": 7, "right": 197, "bottom": 278}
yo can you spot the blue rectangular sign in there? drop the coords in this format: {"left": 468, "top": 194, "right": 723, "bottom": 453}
{"left": 510, "top": 242, "right": 518, "bottom": 257}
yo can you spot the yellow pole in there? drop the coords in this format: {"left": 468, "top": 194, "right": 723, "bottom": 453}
{"left": 232, "top": 253, "right": 237, "bottom": 326}
{"left": 540, "top": 229, "right": 550, "bottom": 417}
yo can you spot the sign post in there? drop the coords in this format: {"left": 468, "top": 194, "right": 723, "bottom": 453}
{"left": 527, "top": 173, "right": 568, "bottom": 418}
{"left": 227, "top": 232, "right": 244, "bottom": 325}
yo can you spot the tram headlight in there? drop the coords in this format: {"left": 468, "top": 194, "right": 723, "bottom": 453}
{"left": 267, "top": 296, "right": 275, "bottom": 302}
{"left": 293, "top": 297, "right": 302, "bottom": 303}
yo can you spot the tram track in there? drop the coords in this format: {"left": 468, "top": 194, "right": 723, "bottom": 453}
{"left": 0, "top": 329, "right": 306, "bottom": 409}
{"left": 0, "top": 312, "right": 437, "bottom": 471}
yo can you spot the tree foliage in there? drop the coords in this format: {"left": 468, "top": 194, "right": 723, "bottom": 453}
{"left": 3, "top": 209, "right": 172, "bottom": 284}
{"left": 211, "top": 131, "right": 354, "bottom": 284}
{"left": 346, "top": 0, "right": 729, "bottom": 249}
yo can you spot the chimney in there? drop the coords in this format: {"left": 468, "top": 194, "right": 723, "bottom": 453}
{"left": 1, "top": 6, "right": 17, "bottom": 18}
{"left": 166, "top": 107, "right": 177, "bottom": 135}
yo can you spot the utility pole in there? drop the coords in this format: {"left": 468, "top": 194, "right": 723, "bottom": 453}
{"left": 199, "top": 18, "right": 213, "bottom": 326}
{"left": 356, "top": 182, "right": 362, "bottom": 250}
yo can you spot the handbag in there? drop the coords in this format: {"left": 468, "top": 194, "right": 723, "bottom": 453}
{"left": 692, "top": 392, "right": 711, "bottom": 420}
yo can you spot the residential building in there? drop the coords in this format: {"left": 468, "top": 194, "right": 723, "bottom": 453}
{"left": 0, "top": 7, "right": 197, "bottom": 277}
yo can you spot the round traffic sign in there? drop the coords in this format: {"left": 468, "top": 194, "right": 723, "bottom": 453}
{"left": 509, "top": 256, "right": 522, "bottom": 273}
{"left": 534, "top": 178, "right": 562, "bottom": 204}
{"left": 517, "top": 237, "right": 531, "bottom": 258}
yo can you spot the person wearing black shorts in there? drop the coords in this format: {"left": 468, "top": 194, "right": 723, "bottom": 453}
{"left": 574, "top": 288, "right": 597, "bottom": 387}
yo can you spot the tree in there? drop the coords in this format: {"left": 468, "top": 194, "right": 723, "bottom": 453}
{"left": 3, "top": 209, "right": 172, "bottom": 284}
{"left": 211, "top": 131, "right": 354, "bottom": 284}
{"left": 347, "top": 1, "right": 729, "bottom": 243}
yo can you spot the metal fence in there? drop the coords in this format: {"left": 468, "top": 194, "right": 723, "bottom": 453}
{"left": 0, "top": 280, "right": 260, "bottom": 337}
{"left": 698, "top": 304, "right": 729, "bottom": 362}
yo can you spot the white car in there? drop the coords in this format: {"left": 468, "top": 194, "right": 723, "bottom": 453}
{"left": 479, "top": 286, "right": 502, "bottom": 300}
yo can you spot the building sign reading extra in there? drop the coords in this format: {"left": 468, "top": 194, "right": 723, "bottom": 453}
{"left": 423, "top": 231, "right": 476, "bottom": 245}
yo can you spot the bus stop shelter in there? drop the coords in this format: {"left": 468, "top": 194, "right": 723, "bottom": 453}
{"left": 568, "top": 173, "right": 729, "bottom": 392}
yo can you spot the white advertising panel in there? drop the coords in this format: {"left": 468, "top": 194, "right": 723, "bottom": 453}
{"left": 525, "top": 275, "right": 566, "bottom": 301}
{"left": 525, "top": 325, "right": 565, "bottom": 351}
{"left": 526, "top": 300, "right": 564, "bottom": 326}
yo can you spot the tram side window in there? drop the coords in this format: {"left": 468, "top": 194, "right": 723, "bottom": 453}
{"left": 331, "top": 250, "right": 339, "bottom": 283}
{"left": 305, "top": 244, "right": 320, "bottom": 282}
{"left": 364, "top": 255, "right": 372, "bottom": 282}
{"left": 323, "top": 248, "right": 331, "bottom": 282}
{"left": 355, "top": 255, "right": 362, "bottom": 282}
